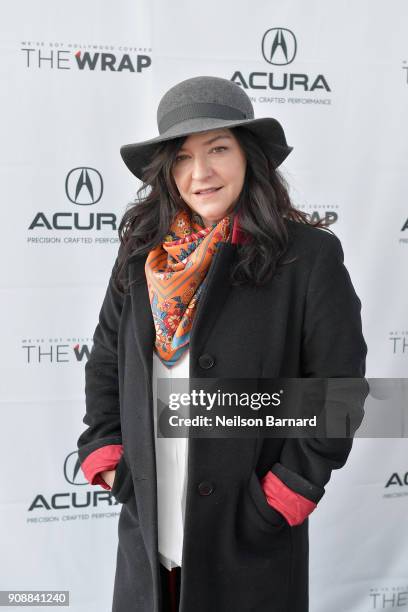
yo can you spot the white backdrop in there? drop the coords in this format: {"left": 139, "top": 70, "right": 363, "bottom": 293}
{"left": 1, "top": 1, "right": 407, "bottom": 610}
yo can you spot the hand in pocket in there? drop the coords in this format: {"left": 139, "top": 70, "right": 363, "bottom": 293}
{"left": 100, "top": 469, "right": 116, "bottom": 489}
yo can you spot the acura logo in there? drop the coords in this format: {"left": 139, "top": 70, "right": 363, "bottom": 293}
{"left": 64, "top": 451, "right": 88, "bottom": 485}
{"left": 262, "top": 28, "right": 297, "bottom": 66}
{"left": 65, "top": 167, "right": 103, "bottom": 205}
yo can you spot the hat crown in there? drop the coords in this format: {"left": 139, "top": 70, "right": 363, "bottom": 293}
{"left": 156, "top": 76, "right": 254, "bottom": 135}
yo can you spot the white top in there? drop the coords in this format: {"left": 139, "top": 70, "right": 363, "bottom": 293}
{"left": 152, "top": 349, "right": 189, "bottom": 570}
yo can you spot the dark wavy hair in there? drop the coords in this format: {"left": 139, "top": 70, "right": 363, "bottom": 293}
{"left": 114, "top": 126, "right": 329, "bottom": 293}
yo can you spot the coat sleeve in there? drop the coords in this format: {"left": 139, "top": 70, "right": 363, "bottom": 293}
{"left": 261, "top": 231, "right": 368, "bottom": 526}
{"left": 77, "top": 250, "right": 126, "bottom": 490}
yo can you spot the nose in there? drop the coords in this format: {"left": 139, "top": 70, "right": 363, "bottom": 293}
{"left": 191, "top": 155, "right": 213, "bottom": 180}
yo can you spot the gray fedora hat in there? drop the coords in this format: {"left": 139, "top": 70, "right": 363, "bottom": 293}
{"left": 120, "top": 75, "right": 293, "bottom": 181}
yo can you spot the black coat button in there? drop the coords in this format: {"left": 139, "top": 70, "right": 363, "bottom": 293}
{"left": 198, "top": 354, "right": 215, "bottom": 369}
{"left": 198, "top": 481, "right": 215, "bottom": 496}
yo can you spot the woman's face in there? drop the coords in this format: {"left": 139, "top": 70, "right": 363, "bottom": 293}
{"left": 171, "top": 128, "right": 247, "bottom": 228}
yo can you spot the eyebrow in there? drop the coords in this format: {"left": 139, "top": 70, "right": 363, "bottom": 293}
{"left": 179, "top": 133, "right": 232, "bottom": 151}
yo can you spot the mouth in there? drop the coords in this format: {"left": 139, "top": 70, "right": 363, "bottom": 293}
{"left": 193, "top": 187, "right": 223, "bottom": 197}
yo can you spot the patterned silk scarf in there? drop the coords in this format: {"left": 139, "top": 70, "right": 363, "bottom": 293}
{"left": 145, "top": 209, "right": 234, "bottom": 367}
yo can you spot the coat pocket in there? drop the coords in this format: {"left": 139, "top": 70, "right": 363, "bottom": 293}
{"left": 234, "top": 469, "right": 290, "bottom": 561}
{"left": 110, "top": 454, "right": 134, "bottom": 504}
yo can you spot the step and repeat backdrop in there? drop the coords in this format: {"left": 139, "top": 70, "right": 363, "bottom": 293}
{"left": 1, "top": 1, "right": 407, "bottom": 610}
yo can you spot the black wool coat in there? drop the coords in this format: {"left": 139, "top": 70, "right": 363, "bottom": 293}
{"left": 77, "top": 219, "right": 368, "bottom": 612}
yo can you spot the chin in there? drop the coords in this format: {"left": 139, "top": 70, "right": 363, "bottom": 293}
{"left": 197, "top": 206, "right": 229, "bottom": 218}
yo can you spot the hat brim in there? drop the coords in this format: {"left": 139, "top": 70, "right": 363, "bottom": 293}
{"left": 120, "top": 116, "right": 293, "bottom": 181}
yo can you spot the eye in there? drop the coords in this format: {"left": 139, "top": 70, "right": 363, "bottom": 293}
{"left": 174, "top": 146, "right": 227, "bottom": 163}
{"left": 174, "top": 154, "right": 188, "bottom": 163}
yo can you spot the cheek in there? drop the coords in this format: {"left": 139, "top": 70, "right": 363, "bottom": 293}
{"left": 172, "top": 169, "right": 188, "bottom": 191}
{"left": 225, "top": 162, "right": 246, "bottom": 189}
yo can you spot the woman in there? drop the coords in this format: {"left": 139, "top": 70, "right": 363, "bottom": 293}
{"left": 77, "top": 75, "right": 367, "bottom": 612}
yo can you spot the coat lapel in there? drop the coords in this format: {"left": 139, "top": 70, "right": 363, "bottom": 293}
{"left": 189, "top": 242, "right": 237, "bottom": 359}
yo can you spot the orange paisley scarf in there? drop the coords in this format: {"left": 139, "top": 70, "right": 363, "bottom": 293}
{"left": 145, "top": 209, "right": 236, "bottom": 367}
